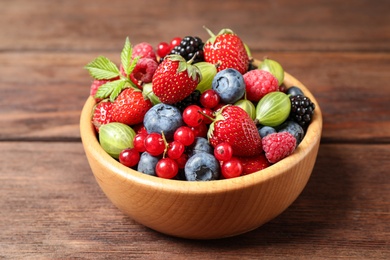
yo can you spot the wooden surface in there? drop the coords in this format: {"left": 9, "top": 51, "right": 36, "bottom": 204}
{"left": 0, "top": 0, "right": 389, "bottom": 258}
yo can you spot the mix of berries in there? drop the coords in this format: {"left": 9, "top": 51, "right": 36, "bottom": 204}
{"left": 84, "top": 27, "right": 316, "bottom": 181}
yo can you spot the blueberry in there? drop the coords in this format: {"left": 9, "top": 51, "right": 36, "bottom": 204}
{"left": 258, "top": 125, "right": 276, "bottom": 138}
{"left": 188, "top": 137, "right": 213, "bottom": 156}
{"left": 184, "top": 152, "right": 220, "bottom": 181}
{"left": 143, "top": 103, "right": 183, "bottom": 140}
{"left": 277, "top": 120, "right": 305, "bottom": 146}
{"left": 286, "top": 86, "right": 304, "bottom": 97}
{"left": 137, "top": 152, "right": 160, "bottom": 176}
{"left": 212, "top": 68, "right": 245, "bottom": 104}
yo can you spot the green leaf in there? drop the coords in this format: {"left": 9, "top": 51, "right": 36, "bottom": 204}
{"left": 94, "top": 79, "right": 127, "bottom": 101}
{"left": 84, "top": 56, "right": 120, "bottom": 80}
{"left": 121, "top": 37, "right": 133, "bottom": 76}
{"left": 128, "top": 55, "right": 140, "bottom": 76}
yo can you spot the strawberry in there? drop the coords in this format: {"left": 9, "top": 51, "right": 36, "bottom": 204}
{"left": 207, "top": 105, "right": 263, "bottom": 157}
{"left": 92, "top": 100, "right": 113, "bottom": 132}
{"left": 237, "top": 153, "right": 270, "bottom": 175}
{"left": 111, "top": 88, "right": 153, "bottom": 126}
{"left": 152, "top": 54, "right": 201, "bottom": 104}
{"left": 203, "top": 28, "right": 249, "bottom": 75}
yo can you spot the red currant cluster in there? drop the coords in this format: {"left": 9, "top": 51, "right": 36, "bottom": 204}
{"left": 117, "top": 89, "right": 246, "bottom": 180}
{"left": 156, "top": 37, "right": 182, "bottom": 60}
{"left": 119, "top": 126, "right": 193, "bottom": 179}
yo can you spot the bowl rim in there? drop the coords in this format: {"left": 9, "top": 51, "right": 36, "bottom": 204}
{"left": 80, "top": 71, "right": 323, "bottom": 195}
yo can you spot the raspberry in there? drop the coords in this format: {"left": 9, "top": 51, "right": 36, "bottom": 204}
{"left": 262, "top": 132, "right": 296, "bottom": 164}
{"left": 289, "top": 94, "right": 316, "bottom": 128}
{"left": 132, "top": 42, "right": 157, "bottom": 61}
{"left": 243, "top": 69, "right": 279, "bottom": 102}
{"left": 170, "top": 36, "right": 204, "bottom": 63}
{"left": 131, "top": 58, "right": 159, "bottom": 84}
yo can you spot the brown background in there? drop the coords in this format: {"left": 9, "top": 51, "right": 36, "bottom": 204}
{"left": 1, "top": 0, "right": 389, "bottom": 259}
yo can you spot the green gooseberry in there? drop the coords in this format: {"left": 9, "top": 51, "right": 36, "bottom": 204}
{"left": 255, "top": 92, "right": 291, "bottom": 127}
{"left": 258, "top": 58, "right": 284, "bottom": 86}
{"left": 99, "top": 122, "right": 136, "bottom": 159}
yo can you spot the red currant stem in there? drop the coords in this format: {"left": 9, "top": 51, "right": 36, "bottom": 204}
{"left": 161, "top": 131, "right": 169, "bottom": 158}
{"left": 214, "top": 61, "right": 221, "bottom": 69}
{"left": 198, "top": 110, "right": 215, "bottom": 122}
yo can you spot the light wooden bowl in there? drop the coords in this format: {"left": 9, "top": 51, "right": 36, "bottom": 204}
{"left": 80, "top": 72, "right": 322, "bottom": 239}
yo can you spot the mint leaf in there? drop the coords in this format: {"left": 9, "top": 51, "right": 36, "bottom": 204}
{"left": 85, "top": 56, "right": 120, "bottom": 80}
{"left": 94, "top": 79, "right": 127, "bottom": 102}
{"left": 121, "top": 37, "right": 133, "bottom": 76}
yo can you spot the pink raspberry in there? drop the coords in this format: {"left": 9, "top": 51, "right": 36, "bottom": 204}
{"left": 243, "top": 69, "right": 279, "bottom": 102}
{"left": 262, "top": 132, "right": 296, "bottom": 164}
{"left": 131, "top": 58, "right": 159, "bottom": 84}
{"left": 132, "top": 42, "right": 157, "bottom": 61}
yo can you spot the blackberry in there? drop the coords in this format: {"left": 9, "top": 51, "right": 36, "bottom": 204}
{"left": 170, "top": 36, "right": 204, "bottom": 63}
{"left": 289, "top": 94, "right": 316, "bottom": 128}
{"left": 172, "top": 90, "right": 201, "bottom": 112}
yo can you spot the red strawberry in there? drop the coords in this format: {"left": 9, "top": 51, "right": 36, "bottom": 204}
{"left": 152, "top": 54, "right": 201, "bottom": 104}
{"left": 237, "top": 153, "right": 270, "bottom": 175}
{"left": 203, "top": 28, "right": 249, "bottom": 75}
{"left": 111, "top": 88, "right": 153, "bottom": 126}
{"left": 92, "top": 100, "right": 113, "bottom": 132}
{"left": 207, "top": 105, "right": 262, "bottom": 157}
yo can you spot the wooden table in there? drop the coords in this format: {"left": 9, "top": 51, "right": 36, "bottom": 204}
{"left": 1, "top": 0, "right": 389, "bottom": 258}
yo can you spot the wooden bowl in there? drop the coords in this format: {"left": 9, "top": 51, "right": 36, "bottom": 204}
{"left": 80, "top": 72, "right": 322, "bottom": 239}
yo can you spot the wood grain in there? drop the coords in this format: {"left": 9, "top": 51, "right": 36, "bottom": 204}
{"left": 1, "top": 0, "right": 389, "bottom": 52}
{"left": 0, "top": 142, "right": 389, "bottom": 258}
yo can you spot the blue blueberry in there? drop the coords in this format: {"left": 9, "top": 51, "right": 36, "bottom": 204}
{"left": 143, "top": 103, "right": 183, "bottom": 140}
{"left": 286, "top": 86, "right": 304, "bottom": 97}
{"left": 277, "top": 120, "right": 305, "bottom": 146}
{"left": 188, "top": 137, "right": 213, "bottom": 156}
{"left": 258, "top": 125, "right": 277, "bottom": 139}
{"left": 184, "top": 152, "right": 220, "bottom": 181}
{"left": 212, "top": 68, "right": 245, "bottom": 104}
{"left": 137, "top": 152, "right": 160, "bottom": 176}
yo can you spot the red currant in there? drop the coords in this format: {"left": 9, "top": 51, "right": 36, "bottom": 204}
{"left": 157, "top": 42, "right": 170, "bottom": 58}
{"left": 156, "top": 158, "right": 179, "bottom": 179}
{"left": 201, "top": 107, "right": 214, "bottom": 125}
{"left": 190, "top": 123, "right": 208, "bottom": 138}
{"left": 221, "top": 157, "right": 243, "bottom": 179}
{"left": 133, "top": 133, "right": 147, "bottom": 152}
{"left": 174, "top": 126, "right": 195, "bottom": 146}
{"left": 214, "top": 142, "right": 233, "bottom": 161}
{"left": 167, "top": 141, "right": 185, "bottom": 159}
{"left": 170, "top": 37, "right": 182, "bottom": 49}
{"left": 183, "top": 105, "right": 204, "bottom": 127}
{"left": 144, "top": 133, "right": 165, "bottom": 156}
{"left": 119, "top": 148, "right": 140, "bottom": 168}
{"left": 200, "top": 89, "right": 220, "bottom": 109}
{"left": 175, "top": 153, "right": 188, "bottom": 169}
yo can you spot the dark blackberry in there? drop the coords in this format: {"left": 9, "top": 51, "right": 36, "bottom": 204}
{"left": 172, "top": 90, "right": 201, "bottom": 112}
{"left": 289, "top": 94, "right": 316, "bottom": 128}
{"left": 170, "top": 36, "right": 204, "bottom": 63}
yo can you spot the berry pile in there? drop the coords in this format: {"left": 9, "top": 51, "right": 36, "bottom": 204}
{"left": 84, "top": 27, "right": 316, "bottom": 181}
